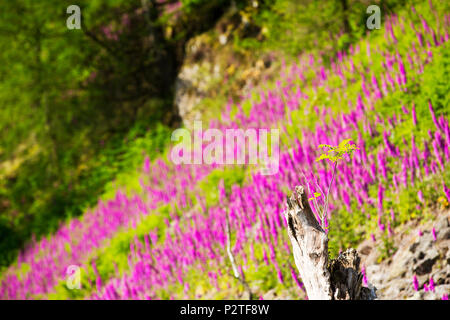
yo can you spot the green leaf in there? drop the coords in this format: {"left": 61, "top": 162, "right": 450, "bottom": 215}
{"left": 316, "top": 154, "right": 329, "bottom": 162}
{"left": 338, "top": 138, "right": 352, "bottom": 148}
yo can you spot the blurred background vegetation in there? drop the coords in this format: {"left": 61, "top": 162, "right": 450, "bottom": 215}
{"left": 0, "top": 0, "right": 422, "bottom": 269}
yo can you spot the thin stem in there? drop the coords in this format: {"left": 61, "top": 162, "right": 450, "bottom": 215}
{"left": 225, "top": 214, "right": 239, "bottom": 278}
{"left": 313, "top": 197, "right": 323, "bottom": 224}
{"left": 225, "top": 213, "right": 253, "bottom": 299}
{"left": 300, "top": 170, "right": 322, "bottom": 222}
{"left": 324, "top": 161, "right": 338, "bottom": 222}
{"left": 311, "top": 173, "right": 327, "bottom": 225}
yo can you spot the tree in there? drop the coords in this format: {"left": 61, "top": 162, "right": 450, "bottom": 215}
{"left": 0, "top": 0, "right": 239, "bottom": 268}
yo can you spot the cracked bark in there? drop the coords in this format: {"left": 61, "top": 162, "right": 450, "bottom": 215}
{"left": 284, "top": 185, "right": 377, "bottom": 300}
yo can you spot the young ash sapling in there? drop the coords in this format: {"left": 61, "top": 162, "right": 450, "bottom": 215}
{"left": 309, "top": 139, "right": 359, "bottom": 229}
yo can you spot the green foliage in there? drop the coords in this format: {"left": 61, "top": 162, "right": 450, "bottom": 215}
{"left": 0, "top": 0, "right": 228, "bottom": 267}
{"left": 308, "top": 192, "right": 322, "bottom": 202}
{"left": 377, "top": 233, "right": 397, "bottom": 263}
{"left": 199, "top": 166, "right": 247, "bottom": 208}
{"left": 0, "top": 122, "right": 171, "bottom": 268}
{"left": 0, "top": 0, "right": 141, "bottom": 266}
{"left": 327, "top": 200, "right": 366, "bottom": 257}
{"left": 1, "top": 0, "right": 450, "bottom": 300}
{"left": 316, "top": 139, "right": 359, "bottom": 163}
{"left": 312, "top": 139, "right": 359, "bottom": 228}
{"left": 48, "top": 204, "right": 172, "bottom": 299}
{"left": 230, "top": 0, "right": 414, "bottom": 59}
{"left": 99, "top": 124, "right": 172, "bottom": 201}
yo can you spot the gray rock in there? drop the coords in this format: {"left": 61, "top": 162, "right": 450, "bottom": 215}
{"left": 435, "top": 216, "right": 449, "bottom": 232}
{"left": 366, "top": 264, "right": 383, "bottom": 285}
{"left": 414, "top": 257, "right": 439, "bottom": 275}
{"left": 437, "top": 228, "right": 450, "bottom": 241}
{"left": 432, "top": 265, "right": 450, "bottom": 285}
{"left": 382, "top": 279, "right": 411, "bottom": 299}
{"left": 358, "top": 211, "right": 450, "bottom": 300}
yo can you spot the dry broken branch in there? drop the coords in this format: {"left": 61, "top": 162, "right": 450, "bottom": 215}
{"left": 225, "top": 212, "right": 254, "bottom": 300}
{"left": 284, "top": 185, "right": 377, "bottom": 300}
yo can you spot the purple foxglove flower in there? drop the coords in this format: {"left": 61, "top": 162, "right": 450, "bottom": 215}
{"left": 96, "top": 276, "right": 102, "bottom": 293}
{"left": 398, "top": 59, "right": 407, "bottom": 84}
{"left": 377, "top": 153, "right": 387, "bottom": 180}
{"left": 342, "top": 189, "right": 351, "bottom": 208}
{"left": 390, "top": 25, "right": 397, "bottom": 43}
{"left": 395, "top": 73, "right": 402, "bottom": 88}
{"left": 442, "top": 294, "right": 449, "bottom": 300}
{"left": 388, "top": 222, "right": 393, "bottom": 237}
{"left": 383, "top": 131, "right": 395, "bottom": 156}
{"left": 422, "top": 141, "right": 430, "bottom": 163}
{"left": 429, "top": 101, "right": 441, "bottom": 131}
{"left": 361, "top": 265, "right": 368, "bottom": 286}
{"left": 417, "top": 190, "right": 425, "bottom": 203}
{"left": 392, "top": 174, "right": 399, "bottom": 190}
{"left": 421, "top": 18, "right": 430, "bottom": 33}
{"left": 262, "top": 249, "right": 269, "bottom": 266}
{"left": 275, "top": 264, "right": 284, "bottom": 284}
{"left": 432, "top": 140, "right": 444, "bottom": 171}
{"left": 378, "top": 221, "right": 385, "bottom": 233}
{"left": 442, "top": 119, "right": 450, "bottom": 145}
{"left": 386, "top": 72, "right": 395, "bottom": 90}
{"left": 370, "top": 162, "right": 377, "bottom": 180}
{"left": 444, "top": 142, "right": 449, "bottom": 161}
{"left": 416, "top": 32, "right": 424, "bottom": 46}
{"left": 435, "top": 130, "right": 444, "bottom": 150}
{"left": 356, "top": 94, "right": 365, "bottom": 113}
{"left": 377, "top": 183, "right": 384, "bottom": 213}
{"left": 323, "top": 215, "right": 329, "bottom": 232}
{"left": 418, "top": 229, "right": 423, "bottom": 237}
{"left": 411, "top": 103, "right": 417, "bottom": 125}
{"left": 401, "top": 105, "right": 409, "bottom": 114}
{"left": 432, "top": 228, "right": 437, "bottom": 241}
{"left": 430, "top": 161, "right": 438, "bottom": 174}
{"left": 366, "top": 41, "right": 371, "bottom": 59}
{"left": 401, "top": 155, "right": 409, "bottom": 187}
{"left": 290, "top": 266, "right": 304, "bottom": 291}
{"left": 429, "top": 277, "right": 435, "bottom": 292}
{"left": 371, "top": 75, "right": 380, "bottom": 91}
{"left": 431, "top": 30, "right": 438, "bottom": 46}
{"left": 413, "top": 275, "right": 419, "bottom": 291}
{"left": 443, "top": 183, "right": 450, "bottom": 203}
{"left": 143, "top": 156, "right": 150, "bottom": 173}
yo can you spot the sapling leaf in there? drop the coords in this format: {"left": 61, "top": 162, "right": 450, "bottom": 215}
{"left": 338, "top": 138, "right": 352, "bottom": 148}
{"left": 315, "top": 139, "right": 359, "bottom": 230}
{"left": 316, "top": 154, "right": 329, "bottom": 162}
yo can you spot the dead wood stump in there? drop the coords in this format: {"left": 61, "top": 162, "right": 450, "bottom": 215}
{"left": 284, "top": 185, "right": 377, "bottom": 300}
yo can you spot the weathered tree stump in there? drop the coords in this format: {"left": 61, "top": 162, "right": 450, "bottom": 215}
{"left": 284, "top": 185, "right": 377, "bottom": 300}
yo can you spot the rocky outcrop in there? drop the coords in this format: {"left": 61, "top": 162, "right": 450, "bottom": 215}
{"left": 359, "top": 211, "right": 450, "bottom": 300}
{"left": 174, "top": 26, "right": 275, "bottom": 130}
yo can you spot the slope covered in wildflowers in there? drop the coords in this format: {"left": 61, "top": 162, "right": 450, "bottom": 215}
{"left": 0, "top": 0, "right": 449, "bottom": 300}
